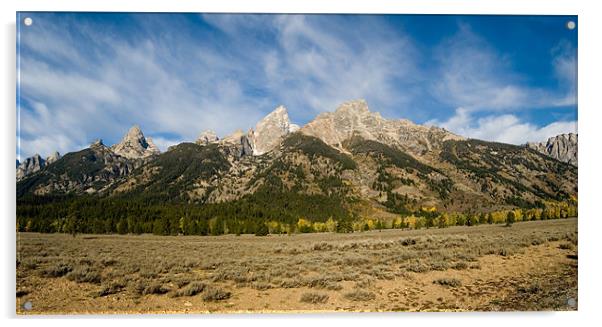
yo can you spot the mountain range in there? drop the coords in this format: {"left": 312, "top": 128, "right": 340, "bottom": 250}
{"left": 16, "top": 100, "right": 577, "bottom": 226}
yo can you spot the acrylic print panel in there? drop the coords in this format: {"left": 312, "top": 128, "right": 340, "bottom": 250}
{"left": 16, "top": 13, "right": 578, "bottom": 314}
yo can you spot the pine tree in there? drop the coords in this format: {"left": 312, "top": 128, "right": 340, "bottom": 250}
{"left": 506, "top": 211, "right": 515, "bottom": 227}
{"left": 153, "top": 219, "right": 165, "bottom": 235}
{"left": 336, "top": 219, "right": 353, "bottom": 233}
{"left": 255, "top": 222, "right": 269, "bottom": 236}
{"left": 64, "top": 212, "right": 78, "bottom": 237}
{"left": 487, "top": 212, "right": 494, "bottom": 224}
{"left": 116, "top": 218, "right": 127, "bottom": 235}
{"left": 479, "top": 212, "right": 487, "bottom": 225}
{"left": 438, "top": 213, "right": 448, "bottom": 229}
{"left": 197, "top": 219, "right": 209, "bottom": 236}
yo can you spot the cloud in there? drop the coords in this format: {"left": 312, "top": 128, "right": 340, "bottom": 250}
{"left": 206, "top": 15, "right": 418, "bottom": 120}
{"left": 16, "top": 14, "right": 578, "bottom": 159}
{"left": 149, "top": 137, "right": 182, "bottom": 152}
{"left": 550, "top": 39, "right": 577, "bottom": 106}
{"left": 18, "top": 14, "right": 271, "bottom": 159}
{"left": 271, "top": 15, "right": 417, "bottom": 117}
{"left": 428, "top": 107, "right": 577, "bottom": 144}
{"left": 431, "top": 24, "right": 576, "bottom": 112}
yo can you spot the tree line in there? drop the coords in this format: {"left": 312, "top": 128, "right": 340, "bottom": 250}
{"left": 16, "top": 194, "right": 577, "bottom": 236}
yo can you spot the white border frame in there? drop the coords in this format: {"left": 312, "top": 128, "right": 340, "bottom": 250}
{"left": 2, "top": 1, "right": 601, "bottom": 326}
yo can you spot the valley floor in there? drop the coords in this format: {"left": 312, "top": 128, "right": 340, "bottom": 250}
{"left": 16, "top": 218, "right": 577, "bottom": 314}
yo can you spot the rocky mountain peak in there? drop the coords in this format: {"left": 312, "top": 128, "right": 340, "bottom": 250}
{"left": 91, "top": 139, "right": 105, "bottom": 148}
{"left": 112, "top": 125, "right": 161, "bottom": 159}
{"left": 221, "top": 129, "right": 245, "bottom": 144}
{"left": 527, "top": 133, "right": 578, "bottom": 166}
{"left": 127, "top": 124, "right": 143, "bottom": 137}
{"left": 196, "top": 130, "right": 219, "bottom": 145}
{"left": 16, "top": 153, "right": 45, "bottom": 181}
{"left": 251, "top": 105, "right": 299, "bottom": 155}
{"left": 46, "top": 151, "right": 61, "bottom": 165}
{"left": 335, "top": 99, "right": 370, "bottom": 115}
{"left": 219, "top": 129, "right": 253, "bottom": 158}
{"left": 301, "top": 100, "right": 463, "bottom": 155}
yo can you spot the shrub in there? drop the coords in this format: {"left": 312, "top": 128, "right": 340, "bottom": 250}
{"left": 173, "top": 282, "right": 206, "bottom": 297}
{"left": 136, "top": 282, "right": 170, "bottom": 295}
{"left": 97, "top": 281, "right": 125, "bottom": 297}
{"left": 531, "top": 238, "right": 546, "bottom": 246}
{"left": 433, "top": 278, "right": 462, "bottom": 287}
{"left": 173, "top": 278, "right": 192, "bottom": 288}
{"left": 355, "top": 276, "right": 375, "bottom": 289}
{"left": 451, "top": 262, "right": 468, "bottom": 270}
{"left": 277, "top": 278, "right": 303, "bottom": 288}
{"left": 41, "top": 262, "right": 73, "bottom": 277}
{"left": 300, "top": 292, "right": 329, "bottom": 304}
{"left": 497, "top": 247, "right": 513, "bottom": 257}
{"left": 518, "top": 282, "right": 541, "bottom": 294}
{"left": 66, "top": 265, "right": 102, "bottom": 284}
{"left": 305, "top": 276, "right": 342, "bottom": 290}
{"left": 251, "top": 282, "right": 272, "bottom": 290}
{"left": 429, "top": 261, "right": 449, "bottom": 271}
{"left": 400, "top": 238, "right": 417, "bottom": 246}
{"left": 559, "top": 242, "right": 575, "bottom": 250}
{"left": 100, "top": 258, "right": 119, "bottom": 267}
{"left": 21, "top": 259, "right": 39, "bottom": 270}
{"left": 344, "top": 289, "right": 376, "bottom": 302}
{"left": 202, "top": 287, "right": 231, "bottom": 301}
{"left": 405, "top": 262, "right": 429, "bottom": 273}
{"left": 312, "top": 242, "right": 333, "bottom": 251}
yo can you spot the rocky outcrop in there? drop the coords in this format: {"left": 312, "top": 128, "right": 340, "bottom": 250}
{"left": 527, "top": 133, "right": 578, "bottom": 166}
{"left": 17, "top": 151, "right": 62, "bottom": 180}
{"left": 194, "top": 106, "right": 298, "bottom": 156}
{"left": 196, "top": 130, "right": 219, "bottom": 145}
{"left": 220, "top": 129, "right": 254, "bottom": 158}
{"left": 250, "top": 105, "right": 299, "bottom": 155}
{"left": 221, "top": 129, "right": 246, "bottom": 145}
{"left": 16, "top": 154, "right": 45, "bottom": 180}
{"left": 300, "top": 99, "right": 463, "bottom": 156}
{"left": 111, "top": 125, "right": 160, "bottom": 159}
{"left": 46, "top": 151, "right": 61, "bottom": 165}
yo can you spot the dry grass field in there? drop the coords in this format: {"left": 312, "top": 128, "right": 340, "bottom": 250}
{"left": 16, "top": 218, "right": 577, "bottom": 314}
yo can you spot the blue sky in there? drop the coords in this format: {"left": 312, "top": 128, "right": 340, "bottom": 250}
{"left": 16, "top": 13, "right": 577, "bottom": 160}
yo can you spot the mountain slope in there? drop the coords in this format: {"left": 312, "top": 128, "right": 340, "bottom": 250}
{"left": 439, "top": 139, "right": 577, "bottom": 208}
{"left": 17, "top": 141, "right": 138, "bottom": 197}
{"left": 112, "top": 142, "right": 231, "bottom": 202}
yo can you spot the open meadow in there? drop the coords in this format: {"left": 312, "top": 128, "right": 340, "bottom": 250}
{"left": 16, "top": 218, "right": 578, "bottom": 314}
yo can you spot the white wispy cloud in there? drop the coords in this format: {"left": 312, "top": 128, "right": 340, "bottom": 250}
{"left": 428, "top": 107, "right": 577, "bottom": 144}
{"left": 206, "top": 15, "right": 418, "bottom": 120}
{"left": 18, "top": 15, "right": 271, "bottom": 159}
{"left": 431, "top": 24, "right": 576, "bottom": 112}
{"left": 149, "top": 137, "right": 183, "bottom": 152}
